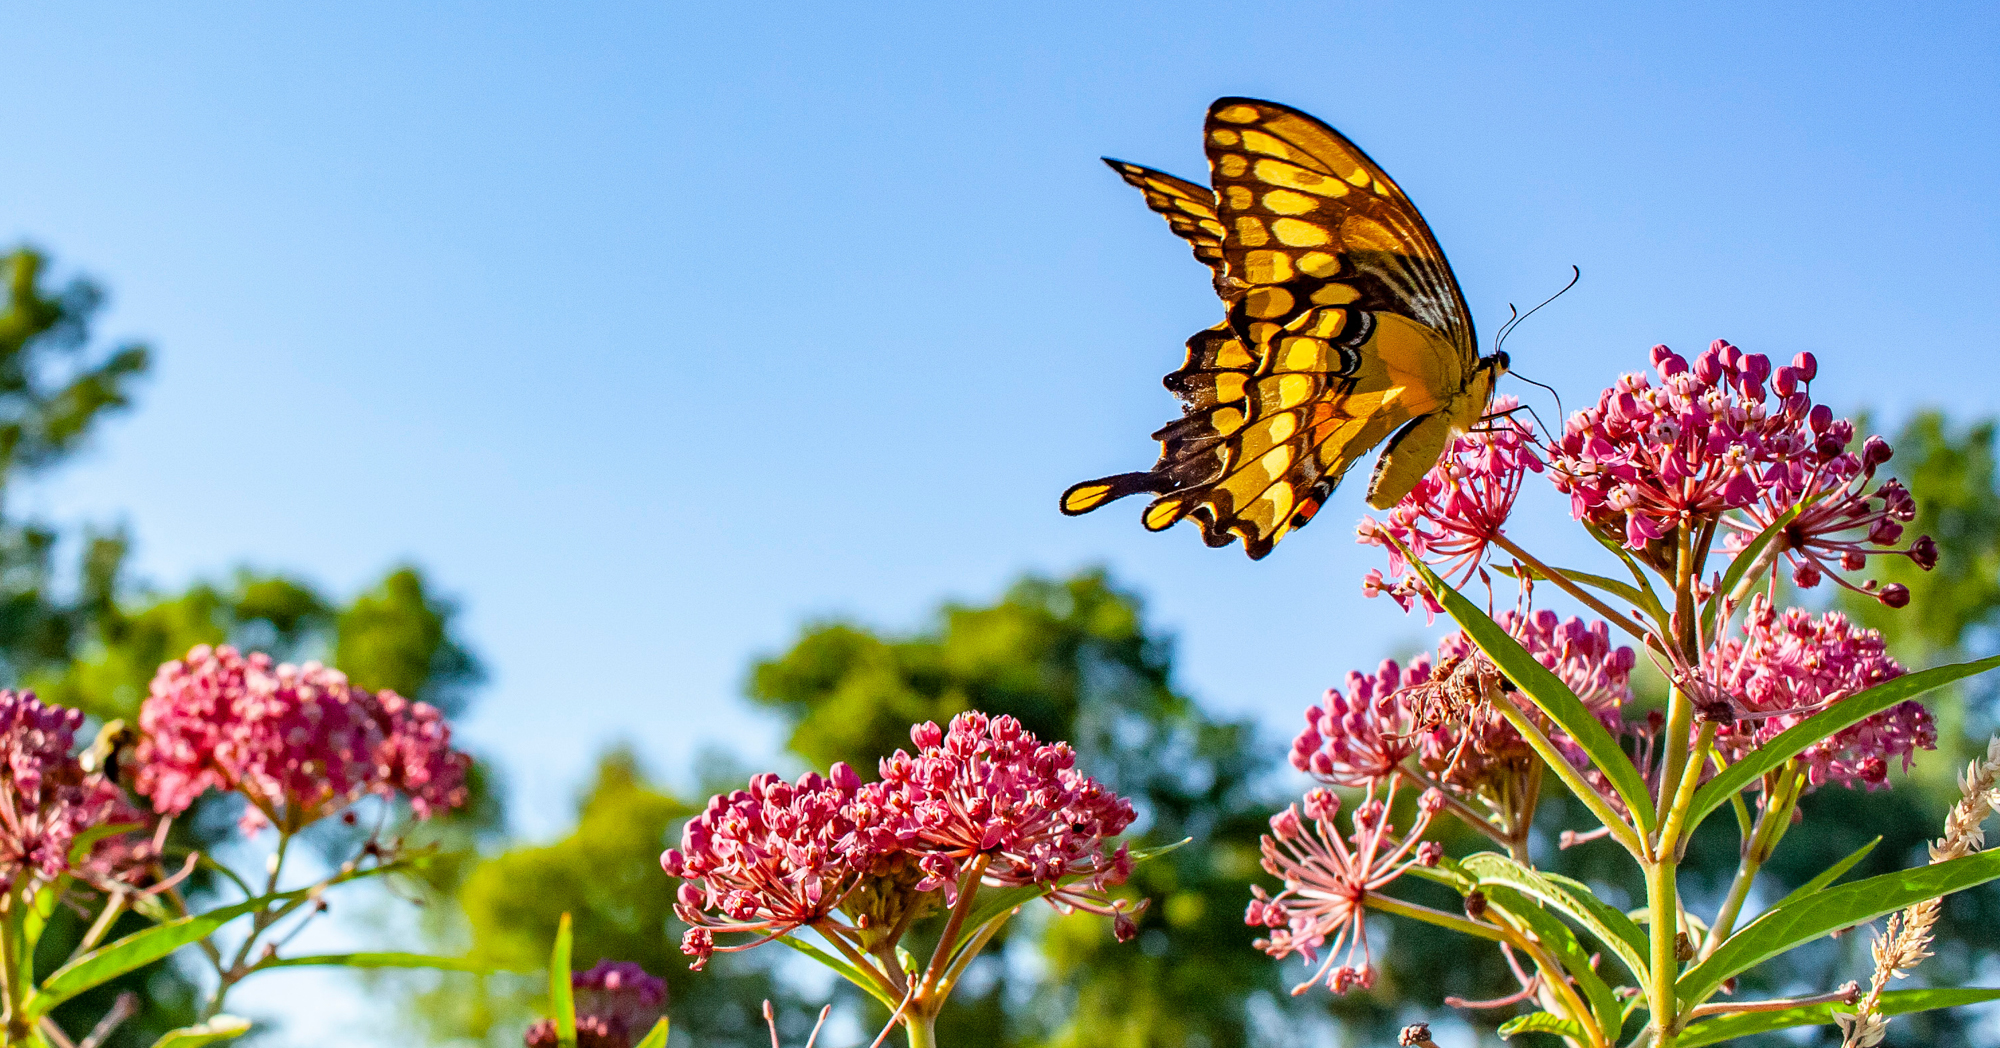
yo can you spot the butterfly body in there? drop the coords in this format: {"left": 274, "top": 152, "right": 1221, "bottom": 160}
{"left": 1062, "top": 97, "right": 1504, "bottom": 559}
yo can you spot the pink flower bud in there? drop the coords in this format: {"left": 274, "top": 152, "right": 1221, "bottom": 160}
{"left": 1793, "top": 351, "right": 1818, "bottom": 381}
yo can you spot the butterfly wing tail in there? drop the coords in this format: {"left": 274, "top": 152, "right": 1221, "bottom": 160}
{"left": 1060, "top": 472, "right": 1174, "bottom": 516}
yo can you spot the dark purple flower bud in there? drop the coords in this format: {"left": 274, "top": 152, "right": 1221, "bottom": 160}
{"left": 1878, "top": 583, "right": 1911, "bottom": 608}
{"left": 1911, "top": 535, "right": 1938, "bottom": 570}
{"left": 1862, "top": 436, "right": 1894, "bottom": 470}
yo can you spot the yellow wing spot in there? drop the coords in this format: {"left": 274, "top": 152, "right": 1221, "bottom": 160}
{"left": 1218, "top": 153, "right": 1249, "bottom": 177}
{"left": 1262, "top": 189, "right": 1318, "bottom": 215}
{"left": 1243, "top": 286, "right": 1295, "bottom": 319}
{"left": 1263, "top": 412, "right": 1299, "bottom": 445}
{"left": 1214, "top": 340, "right": 1255, "bottom": 369}
{"left": 1239, "top": 129, "right": 1303, "bottom": 163}
{"left": 1214, "top": 104, "right": 1262, "bottom": 124}
{"left": 1243, "top": 250, "right": 1295, "bottom": 283}
{"left": 1212, "top": 406, "right": 1246, "bottom": 435}
{"left": 1279, "top": 337, "right": 1325, "bottom": 373}
{"left": 1256, "top": 443, "right": 1294, "bottom": 480}
{"left": 1301, "top": 308, "right": 1348, "bottom": 338}
{"left": 1214, "top": 372, "right": 1248, "bottom": 402}
{"left": 1233, "top": 216, "right": 1269, "bottom": 246}
{"left": 1248, "top": 321, "right": 1280, "bottom": 346}
{"left": 1297, "top": 251, "right": 1342, "bottom": 278}
{"left": 1270, "top": 217, "right": 1332, "bottom": 247}
{"left": 1276, "top": 373, "right": 1315, "bottom": 409}
{"left": 1247, "top": 482, "right": 1296, "bottom": 532}
{"left": 1143, "top": 499, "right": 1185, "bottom": 530}
{"left": 1224, "top": 185, "right": 1255, "bottom": 210}
{"left": 1063, "top": 485, "right": 1111, "bottom": 511}
{"left": 1198, "top": 219, "right": 1226, "bottom": 238}
{"left": 1209, "top": 128, "right": 1241, "bottom": 146}
{"left": 1252, "top": 158, "right": 1347, "bottom": 197}
{"left": 1310, "top": 282, "right": 1361, "bottom": 304}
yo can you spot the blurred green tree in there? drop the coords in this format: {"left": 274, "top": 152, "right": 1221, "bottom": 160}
{"left": 0, "top": 245, "right": 492, "bottom": 1046}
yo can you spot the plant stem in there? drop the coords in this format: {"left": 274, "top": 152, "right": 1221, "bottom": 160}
{"left": 902, "top": 1013, "right": 938, "bottom": 1048}
{"left": 1646, "top": 858, "right": 1682, "bottom": 1047}
{"left": 1365, "top": 895, "right": 1509, "bottom": 942}
{"left": 1685, "top": 981, "right": 1860, "bottom": 1021}
{"left": 1487, "top": 695, "right": 1646, "bottom": 857}
{"left": 1658, "top": 722, "right": 1715, "bottom": 862}
{"left": 916, "top": 855, "right": 990, "bottom": 1004}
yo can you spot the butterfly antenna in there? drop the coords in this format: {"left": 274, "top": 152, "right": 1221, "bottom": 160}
{"left": 1495, "top": 266, "right": 1581, "bottom": 356}
{"left": 1491, "top": 303, "right": 1523, "bottom": 353}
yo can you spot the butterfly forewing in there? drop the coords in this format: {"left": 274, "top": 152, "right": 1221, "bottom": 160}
{"left": 1203, "top": 98, "right": 1476, "bottom": 364}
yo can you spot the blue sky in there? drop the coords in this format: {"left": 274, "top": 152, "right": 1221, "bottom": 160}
{"left": 3, "top": 0, "right": 1997, "bottom": 848}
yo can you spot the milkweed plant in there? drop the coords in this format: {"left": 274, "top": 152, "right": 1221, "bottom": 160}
{"left": 5, "top": 340, "right": 1998, "bottom": 1048}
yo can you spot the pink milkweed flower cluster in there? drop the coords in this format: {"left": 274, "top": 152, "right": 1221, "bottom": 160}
{"left": 1290, "top": 656, "right": 1435, "bottom": 788}
{"left": 867, "top": 712, "right": 1139, "bottom": 915}
{"left": 133, "top": 645, "right": 470, "bottom": 834}
{"left": 1548, "top": 341, "right": 1788, "bottom": 551}
{"left": 523, "top": 961, "right": 668, "bottom": 1048}
{"left": 1705, "top": 595, "right": 1933, "bottom": 790}
{"left": 1246, "top": 778, "right": 1444, "bottom": 996}
{"left": 1289, "top": 613, "right": 1633, "bottom": 802}
{"left": 665, "top": 711, "right": 1140, "bottom": 970}
{"left": 1358, "top": 395, "right": 1542, "bottom": 600}
{"left": 0, "top": 691, "right": 148, "bottom": 892}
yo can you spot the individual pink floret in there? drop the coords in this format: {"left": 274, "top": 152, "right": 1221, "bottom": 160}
{"left": 1246, "top": 778, "right": 1443, "bottom": 996}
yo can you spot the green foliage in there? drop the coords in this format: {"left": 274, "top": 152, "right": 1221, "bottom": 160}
{"left": 0, "top": 247, "right": 150, "bottom": 488}
{"left": 1845, "top": 412, "right": 2000, "bottom": 660}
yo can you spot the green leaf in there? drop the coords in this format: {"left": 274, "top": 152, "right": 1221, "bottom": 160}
{"left": 148, "top": 1016, "right": 254, "bottom": 1048}
{"left": 1688, "top": 656, "right": 2000, "bottom": 829}
{"left": 1511, "top": 562, "right": 1653, "bottom": 615}
{"left": 67, "top": 822, "right": 142, "bottom": 865}
{"left": 20, "top": 878, "right": 65, "bottom": 968}
{"left": 631, "top": 1018, "right": 671, "bottom": 1048}
{"left": 1681, "top": 849, "right": 2000, "bottom": 1003}
{"left": 28, "top": 889, "right": 307, "bottom": 1020}
{"left": 1396, "top": 550, "right": 1654, "bottom": 830}
{"left": 1481, "top": 884, "right": 1621, "bottom": 1038}
{"left": 1699, "top": 503, "right": 1803, "bottom": 639}
{"left": 259, "top": 951, "right": 497, "bottom": 973}
{"left": 1678, "top": 986, "right": 2000, "bottom": 1048}
{"left": 551, "top": 913, "right": 576, "bottom": 1048}
{"left": 1498, "top": 1011, "right": 1585, "bottom": 1040}
{"left": 1769, "top": 836, "right": 1880, "bottom": 913}
{"left": 776, "top": 934, "right": 900, "bottom": 1010}
{"left": 1462, "top": 855, "right": 1649, "bottom": 984}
